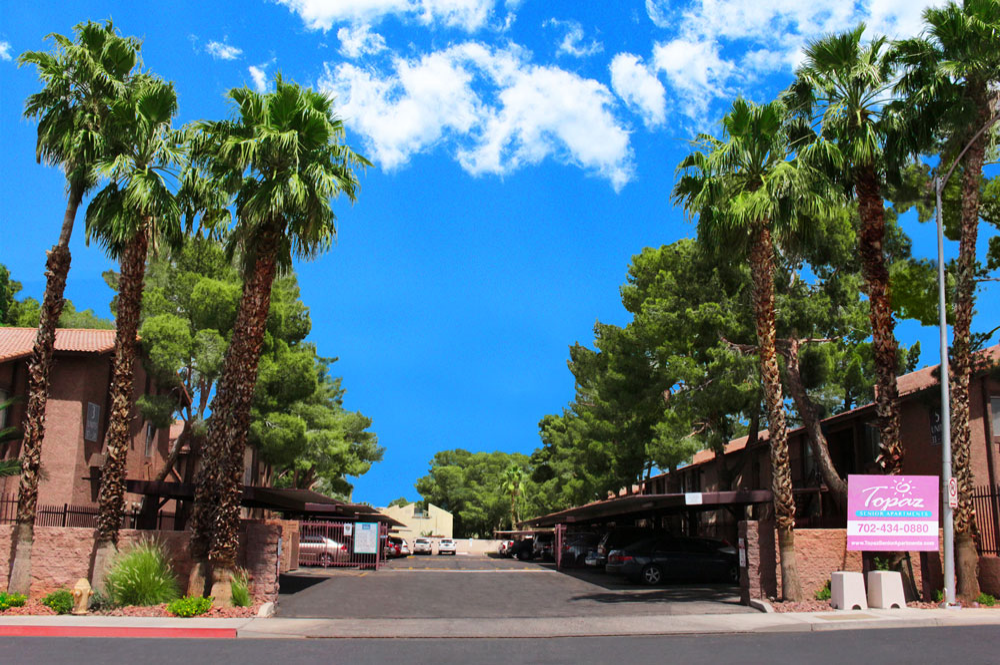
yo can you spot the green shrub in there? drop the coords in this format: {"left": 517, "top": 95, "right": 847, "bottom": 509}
{"left": 872, "top": 556, "right": 891, "bottom": 572}
{"left": 167, "top": 595, "right": 213, "bottom": 617}
{"left": 231, "top": 570, "right": 251, "bottom": 608}
{"left": 0, "top": 592, "right": 27, "bottom": 611}
{"left": 934, "top": 589, "right": 944, "bottom": 602}
{"left": 815, "top": 580, "right": 832, "bottom": 601}
{"left": 89, "top": 588, "right": 118, "bottom": 612}
{"left": 104, "top": 539, "right": 180, "bottom": 606}
{"left": 976, "top": 592, "right": 996, "bottom": 607}
{"left": 41, "top": 589, "right": 74, "bottom": 614}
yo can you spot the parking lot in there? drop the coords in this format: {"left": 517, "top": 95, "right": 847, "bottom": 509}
{"left": 276, "top": 554, "right": 753, "bottom": 619}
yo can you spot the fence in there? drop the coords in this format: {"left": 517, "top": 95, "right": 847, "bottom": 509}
{"left": 973, "top": 484, "right": 1000, "bottom": 557}
{"left": 298, "top": 520, "right": 386, "bottom": 570}
{"left": 0, "top": 494, "right": 179, "bottom": 530}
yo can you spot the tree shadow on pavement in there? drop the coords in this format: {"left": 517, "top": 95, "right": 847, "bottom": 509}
{"left": 567, "top": 586, "right": 743, "bottom": 606}
{"left": 279, "top": 572, "right": 328, "bottom": 595}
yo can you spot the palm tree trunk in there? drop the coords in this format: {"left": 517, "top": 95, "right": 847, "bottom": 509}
{"left": 189, "top": 227, "right": 280, "bottom": 604}
{"left": 855, "top": 166, "right": 902, "bottom": 472}
{"left": 749, "top": 223, "right": 802, "bottom": 602}
{"left": 7, "top": 182, "right": 82, "bottom": 595}
{"left": 951, "top": 99, "right": 990, "bottom": 603}
{"left": 92, "top": 231, "right": 149, "bottom": 592}
{"left": 778, "top": 338, "right": 848, "bottom": 508}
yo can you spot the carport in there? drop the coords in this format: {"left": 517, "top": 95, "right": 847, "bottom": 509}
{"left": 519, "top": 490, "right": 772, "bottom": 570}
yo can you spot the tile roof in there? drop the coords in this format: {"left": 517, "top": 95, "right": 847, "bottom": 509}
{"left": 0, "top": 327, "right": 118, "bottom": 363}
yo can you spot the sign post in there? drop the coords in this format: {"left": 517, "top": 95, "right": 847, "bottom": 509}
{"left": 847, "top": 475, "right": 939, "bottom": 552}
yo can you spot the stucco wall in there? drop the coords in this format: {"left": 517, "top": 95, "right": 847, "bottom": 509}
{"left": 0, "top": 521, "right": 283, "bottom": 601}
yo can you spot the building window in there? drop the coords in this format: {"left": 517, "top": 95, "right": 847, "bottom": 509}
{"left": 863, "top": 423, "right": 881, "bottom": 467}
{"left": 992, "top": 396, "right": 1000, "bottom": 437}
{"left": 144, "top": 423, "right": 156, "bottom": 457}
{"left": 0, "top": 388, "right": 8, "bottom": 430}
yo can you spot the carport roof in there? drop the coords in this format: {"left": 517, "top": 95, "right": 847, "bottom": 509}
{"left": 126, "top": 480, "right": 405, "bottom": 526}
{"left": 519, "top": 489, "right": 772, "bottom": 528}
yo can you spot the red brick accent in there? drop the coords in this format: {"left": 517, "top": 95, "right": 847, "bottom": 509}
{"left": 0, "top": 522, "right": 282, "bottom": 602}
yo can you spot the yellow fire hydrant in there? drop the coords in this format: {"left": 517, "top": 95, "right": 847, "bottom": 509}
{"left": 71, "top": 578, "right": 92, "bottom": 615}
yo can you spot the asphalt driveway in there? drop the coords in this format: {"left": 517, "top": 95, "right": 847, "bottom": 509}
{"left": 276, "top": 555, "right": 753, "bottom": 619}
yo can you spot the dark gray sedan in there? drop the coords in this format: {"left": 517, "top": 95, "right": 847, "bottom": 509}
{"left": 605, "top": 536, "right": 739, "bottom": 585}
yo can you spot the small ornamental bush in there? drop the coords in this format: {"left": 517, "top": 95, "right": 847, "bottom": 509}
{"left": 89, "top": 588, "right": 118, "bottom": 612}
{"left": 934, "top": 589, "right": 944, "bottom": 602}
{"left": 976, "top": 593, "right": 996, "bottom": 607}
{"left": 231, "top": 569, "right": 251, "bottom": 608}
{"left": 104, "top": 538, "right": 180, "bottom": 607}
{"left": 0, "top": 592, "right": 27, "bottom": 611}
{"left": 41, "top": 589, "right": 74, "bottom": 614}
{"left": 815, "top": 580, "right": 832, "bottom": 601}
{"left": 167, "top": 595, "right": 213, "bottom": 617}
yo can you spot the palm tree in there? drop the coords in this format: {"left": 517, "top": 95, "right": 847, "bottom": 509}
{"left": 502, "top": 465, "right": 524, "bottom": 529}
{"left": 187, "top": 75, "right": 369, "bottom": 603}
{"left": 785, "top": 26, "right": 906, "bottom": 474}
{"left": 673, "top": 98, "right": 825, "bottom": 601}
{"left": 86, "top": 73, "right": 182, "bottom": 591}
{"left": 893, "top": 0, "right": 1000, "bottom": 602}
{"left": 9, "top": 20, "right": 140, "bottom": 595}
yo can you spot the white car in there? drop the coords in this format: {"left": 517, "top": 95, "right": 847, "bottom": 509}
{"left": 438, "top": 538, "right": 457, "bottom": 555}
{"left": 413, "top": 537, "right": 433, "bottom": 554}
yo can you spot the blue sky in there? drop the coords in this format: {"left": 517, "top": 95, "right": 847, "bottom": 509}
{"left": 1, "top": 1, "right": 996, "bottom": 507}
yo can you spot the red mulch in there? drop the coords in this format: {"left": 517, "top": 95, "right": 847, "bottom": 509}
{"left": 1, "top": 599, "right": 58, "bottom": 616}
{"left": 771, "top": 599, "right": 960, "bottom": 612}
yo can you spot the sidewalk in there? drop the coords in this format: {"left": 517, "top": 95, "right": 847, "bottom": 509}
{"left": 2, "top": 608, "right": 1000, "bottom": 639}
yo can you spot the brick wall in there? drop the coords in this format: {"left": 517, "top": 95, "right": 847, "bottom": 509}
{"left": 0, "top": 522, "right": 281, "bottom": 602}
{"left": 740, "top": 521, "right": 946, "bottom": 602}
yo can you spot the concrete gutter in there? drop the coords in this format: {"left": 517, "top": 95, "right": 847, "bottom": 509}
{"left": 2, "top": 608, "right": 999, "bottom": 639}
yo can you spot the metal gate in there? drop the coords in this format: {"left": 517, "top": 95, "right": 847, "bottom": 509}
{"left": 299, "top": 520, "right": 386, "bottom": 570}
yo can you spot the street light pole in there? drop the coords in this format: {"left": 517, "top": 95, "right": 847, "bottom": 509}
{"left": 930, "top": 110, "right": 998, "bottom": 607}
{"left": 934, "top": 176, "right": 956, "bottom": 607}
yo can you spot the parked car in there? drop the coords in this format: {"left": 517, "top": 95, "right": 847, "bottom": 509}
{"left": 438, "top": 538, "right": 457, "bottom": 555}
{"left": 605, "top": 536, "right": 738, "bottom": 585}
{"left": 299, "top": 534, "right": 348, "bottom": 565}
{"left": 532, "top": 533, "right": 555, "bottom": 561}
{"left": 413, "top": 537, "right": 434, "bottom": 554}
{"left": 385, "top": 535, "right": 408, "bottom": 558}
{"left": 591, "top": 527, "right": 669, "bottom": 568}
{"left": 497, "top": 539, "right": 515, "bottom": 557}
{"left": 508, "top": 538, "right": 534, "bottom": 560}
{"left": 560, "top": 532, "right": 600, "bottom": 567}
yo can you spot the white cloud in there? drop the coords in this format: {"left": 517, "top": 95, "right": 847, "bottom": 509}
{"left": 652, "top": 37, "right": 734, "bottom": 121}
{"left": 249, "top": 65, "right": 268, "bottom": 92}
{"left": 545, "top": 19, "right": 603, "bottom": 58}
{"left": 609, "top": 53, "right": 666, "bottom": 128}
{"left": 276, "top": 0, "right": 496, "bottom": 32}
{"left": 321, "top": 42, "right": 634, "bottom": 190}
{"left": 337, "top": 24, "right": 387, "bottom": 58}
{"left": 0, "top": 41, "right": 12, "bottom": 61}
{"left": 641, "top": 0, "right": 944, "bottom": 123}
{"left": 645, "top": 0, "right": 672, "bottom": 28}
{"left": 206, "top": 40, "right": 243, "bottom": 60}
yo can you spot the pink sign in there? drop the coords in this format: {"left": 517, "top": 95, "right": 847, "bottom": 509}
{"left": 847, "top": 475, "right": 939, "bottom": 552}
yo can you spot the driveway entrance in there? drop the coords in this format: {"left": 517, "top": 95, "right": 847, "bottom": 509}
{"left": 276, "top": 555, "right": 753, "bottom": 619}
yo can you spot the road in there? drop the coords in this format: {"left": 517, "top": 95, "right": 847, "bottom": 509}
{"left": 0, "top": 626, "right": 993, "bottom": 664}
{"left": 277, "top": 553, "right": 751, "bottom": 618}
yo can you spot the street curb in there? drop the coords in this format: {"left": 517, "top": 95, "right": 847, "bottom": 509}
{"left": 257, "top": 602, "right": 275, "bottom": 618}
{"left": 0, "top": 625, "right": 237, "bottom": 639}
{"left": 749, "top": 599, "right": 773, "bottom": 613}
